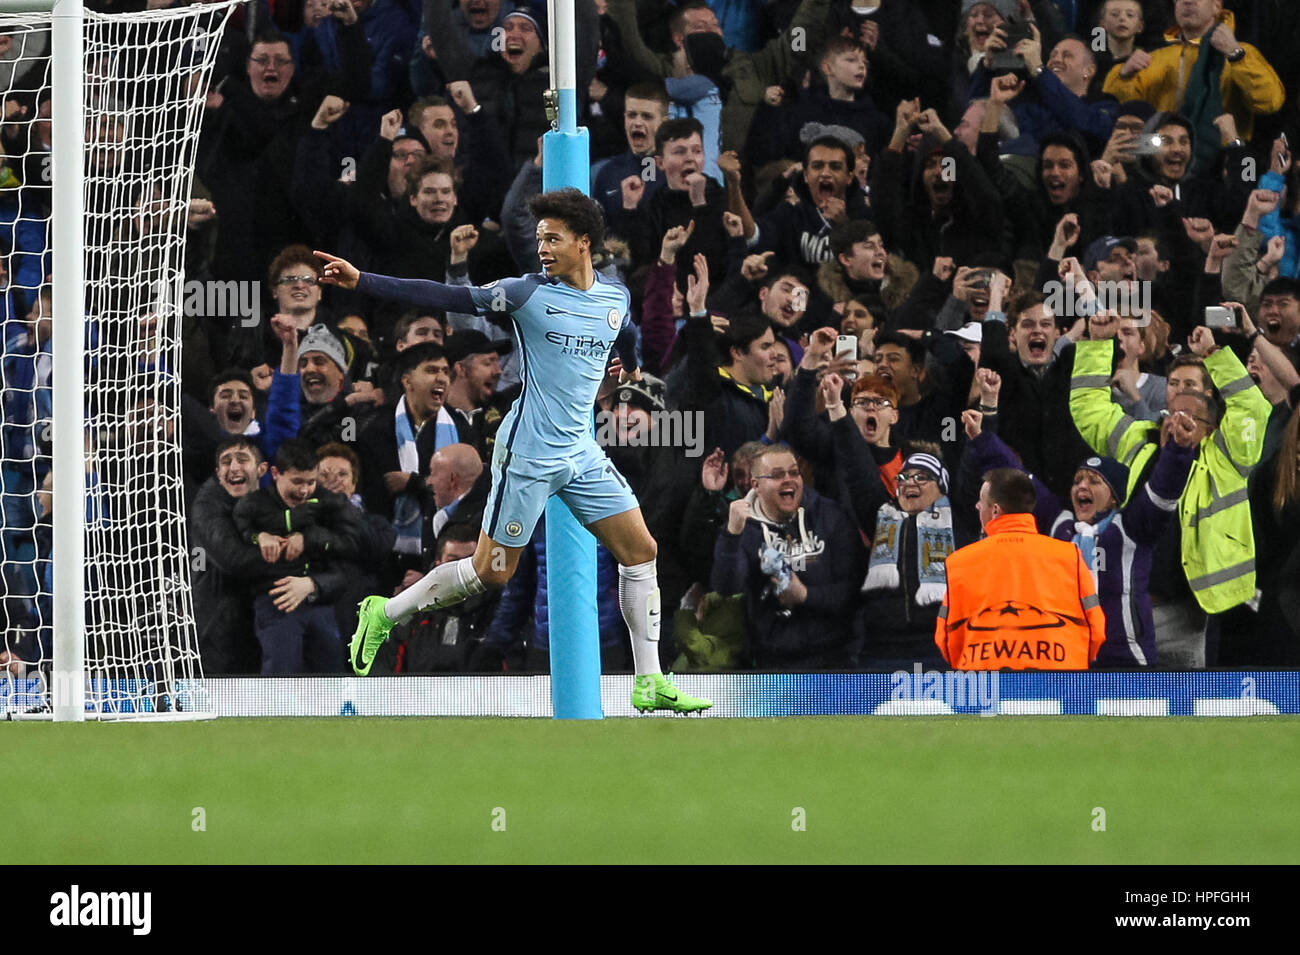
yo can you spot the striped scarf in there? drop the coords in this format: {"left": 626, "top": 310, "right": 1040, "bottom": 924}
{"left": 863, "top": 497, "right": 954, "bottom": 606}
{"left": 393, "top": 398, "right": 459, "bottom": 555}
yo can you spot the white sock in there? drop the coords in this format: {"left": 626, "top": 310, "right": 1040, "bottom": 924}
{"left": 384, "top": 556, "right": 485, "bottom": 622}
{"left": 619, "top": 559, "right": 662, "bottom": 677}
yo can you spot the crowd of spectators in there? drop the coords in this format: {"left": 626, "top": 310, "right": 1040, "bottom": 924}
{"left": 4, "top": 0, "right": 1300, "bottom": 675}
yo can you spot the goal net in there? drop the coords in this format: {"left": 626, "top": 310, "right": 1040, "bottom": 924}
{"left": 0, "top": 1, "right": 238, "bottom": 719}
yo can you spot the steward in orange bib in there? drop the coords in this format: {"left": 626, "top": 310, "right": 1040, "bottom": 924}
{"left": 936, "top": 468, "right": 1106, "bottom": 670}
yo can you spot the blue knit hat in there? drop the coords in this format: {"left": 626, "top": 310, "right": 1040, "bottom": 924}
{"left": 504, "top": 4, "right": 548, "bottom": 47}
{"left": 1078, "top": 455, "right": 1128, "bottom": 506}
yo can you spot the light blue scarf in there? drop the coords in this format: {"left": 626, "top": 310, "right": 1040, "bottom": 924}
{"left": 863, "top": 496, "right": 954, "bottom": 605}
{"left": 1072, "top": 510, "right": 1117, "bottom": 585}
{"left": 393, "top": 398, "right": 459, "bottom": 555}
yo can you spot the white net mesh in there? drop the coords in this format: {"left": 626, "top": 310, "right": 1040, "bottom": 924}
{"left": 0, "top": 2, "right": 239, "bottom": 718}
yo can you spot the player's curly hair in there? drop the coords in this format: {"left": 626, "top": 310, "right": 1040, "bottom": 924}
{"left": 528, "top": 188, "right": 605, "bottom": 252}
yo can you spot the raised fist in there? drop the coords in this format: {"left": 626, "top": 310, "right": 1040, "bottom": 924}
{"left": 449, "top": 224, "right": 479, "bottom": 264}
{"left": 621, "top": 174, "right": 645, "bottom": 211}
{"left": 446, "top": 80, "right": 478, "bottom": 114}
{"left": 685, "top": 172, "right": 708, "bottom": 207}
{"left": 312, "top": 95, "right": 349, "bottom": 130}
{"left": 1121, "top": 49, "right": 1151, "bottom": 77}
{"left": 1149, "top": 184, "right": 1174, "bottom": 208}
{"left": 727, "top": 496, "right": 753, "bottom": 535}
{"left": 379, "top": 108, "right": 403, "bottom": 141}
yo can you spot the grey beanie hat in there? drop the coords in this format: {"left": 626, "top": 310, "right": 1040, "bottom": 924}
{"left": 961, "top": 0, "right": 1018, "bottom": 23}
{"left": 297, "top": 324, "right": 348, "bottom": 375}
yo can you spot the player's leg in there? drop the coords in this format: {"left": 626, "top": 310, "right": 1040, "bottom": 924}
{"left": 350, "top": 448, "right": 554, "bottom": 675}
{"left": 351, "top": 531, "right": 525, "bottom": 676}
{"left": 387, "top": 531, "right": 524, "bottom": 619}
{"left": 585, "top": 505, "right": 660, "bottom": 673}
{"left": 562, "top": 451, "right": 711, "bottom": 712}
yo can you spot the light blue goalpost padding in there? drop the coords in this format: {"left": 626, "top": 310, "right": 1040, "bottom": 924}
{"left": 542, "top": 12, "right": 602, "bottom": 719}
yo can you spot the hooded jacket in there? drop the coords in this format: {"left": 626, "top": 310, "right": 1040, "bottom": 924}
{"left": 870, "top": 134, "right": 1003, "bottom": 267}
{"left": 816, "top": 252, "right": 919, "bottom": 324}
{"left": 975, "top": 129, "right": 1113, "bottom": 262}
{"left": 752, "top": 172, "right": 874, "bottom": 268}
{"left": 604, "top": 0, "right": 831, "bottom": 152}
{"left": 711, "top": 486, "right": 866, "bottom": 665}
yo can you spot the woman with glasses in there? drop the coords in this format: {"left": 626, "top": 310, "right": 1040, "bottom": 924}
{"left": 824, "top": 369, "right": 981, "bottom": 669}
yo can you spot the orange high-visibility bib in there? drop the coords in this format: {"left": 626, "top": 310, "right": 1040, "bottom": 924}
{"left": 935, "top": 513, "right": 1106, "bottom": 670}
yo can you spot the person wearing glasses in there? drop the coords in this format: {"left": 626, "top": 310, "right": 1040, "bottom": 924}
{"left": 711, "top": 444, "right": 865, "bottom": 669}
{"left": 784, "top": 328, "right": 897, "bottom": 497}
{"left": 196, "top": 23, "right": 369, "bottom": 295}
{"left": 824, "top": 369, "right": 981, "bottom": 668}
{"left": 1071, "top": 316, "right": 1272, "bottom": 667}
{"left": 249, "top": 244, "right": 378, "bottom": 390}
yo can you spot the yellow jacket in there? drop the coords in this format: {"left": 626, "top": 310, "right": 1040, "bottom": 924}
{"left": 1103, "top": 11, "right": 1283, "bottom": 142}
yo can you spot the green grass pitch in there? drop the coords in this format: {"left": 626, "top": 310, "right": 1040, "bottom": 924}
{"left": 9, "top": 716, "right": 1300, "bottom": 864}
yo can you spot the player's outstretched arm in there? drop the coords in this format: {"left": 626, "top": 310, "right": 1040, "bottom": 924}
{"left": 315, "top": 250, "right": 479, "bottom": 313}
{"left": 315, "top": 251, "right": 361, "bottom": 289}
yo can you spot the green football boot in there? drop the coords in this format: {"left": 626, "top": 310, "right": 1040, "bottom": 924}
{"left": 350, "top": 595, "right": 395, "bottom": 676}
{"left": 631, "top": 672, "right": 713, "bottom": 714}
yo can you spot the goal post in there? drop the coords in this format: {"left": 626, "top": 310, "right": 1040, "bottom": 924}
{"left": 50, "top": 0, "right": 85, "bottom": 723}
{"left": 0, "top": 0, "right": 239, "bottom": 720}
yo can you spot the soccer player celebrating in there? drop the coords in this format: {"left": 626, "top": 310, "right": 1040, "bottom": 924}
{"left": 316, "top": 189, "right": 711, "bottom": 713}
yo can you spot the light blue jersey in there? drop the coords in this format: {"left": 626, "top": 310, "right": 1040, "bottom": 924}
{"left": 464, "top": 271, "right": 633, "bottom": 459}
{"left": 356, "top": 267, "right": 642, "bottom": 545}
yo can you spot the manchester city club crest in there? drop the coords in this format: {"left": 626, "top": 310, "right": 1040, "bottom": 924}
{"left": 607, "top": 308, "right": 620, "bottom": 330}
{"left": 505, "top": 521, "right": 524, "bottom": 538}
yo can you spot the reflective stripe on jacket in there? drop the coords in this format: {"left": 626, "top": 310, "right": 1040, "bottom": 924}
{"left": 1070, "top": 339, "right": 1270, "bottom": 613}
